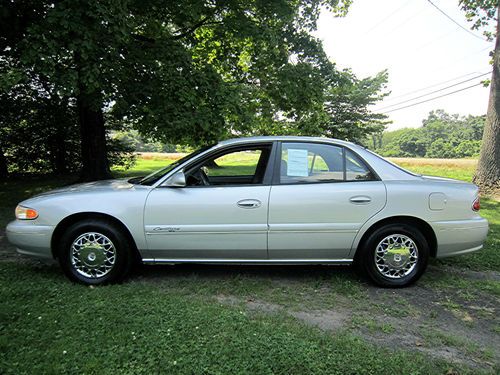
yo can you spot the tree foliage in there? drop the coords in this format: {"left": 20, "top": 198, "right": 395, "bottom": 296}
{"left": 0, "top": 68, "right": 134, "bottom": 176}
{"left": 373, "top": 110, "right": 485, "bottom": 158}
{"left": 111, "top": 128, "right": 180, "bottom": 153}
{"left": 1, "top": 0, "right": 390, "bottom": 180}
{"left": 0, "top": 85, "right": 78, "bottom": 175}
{"left": 460, "top": 0, "right": 498, "bottom": 40}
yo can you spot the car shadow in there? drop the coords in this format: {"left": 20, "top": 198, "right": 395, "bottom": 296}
{"left": 132, "top": 262, "right": 356, "bottom": 280}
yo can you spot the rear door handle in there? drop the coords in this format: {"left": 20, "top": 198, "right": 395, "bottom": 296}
{"left": 237, "top": 199, "right": 261, "bottom": 209}
{"left": 349, "top": 196, "right": 371, "bottom": 204}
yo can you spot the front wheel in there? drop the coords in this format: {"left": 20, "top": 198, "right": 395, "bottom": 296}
{"left": 357, "top": 224, "right": 429, "bottom": 287}
{"left": 58, "top": 219, "right": 133, "bottom": 285}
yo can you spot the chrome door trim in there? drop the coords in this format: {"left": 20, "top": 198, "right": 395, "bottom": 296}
{"left": 141, "top": 258, "right": 353, "bottom": 265}
{"left": 269, "top": 223, "right": 359, "bottom": 233}
{"left": 145, "top": 224, "right": 268, "bottom": 235}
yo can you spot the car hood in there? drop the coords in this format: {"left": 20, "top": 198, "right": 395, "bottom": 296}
{"left": 29, "top": 179, "right": 137, "bottom": 200}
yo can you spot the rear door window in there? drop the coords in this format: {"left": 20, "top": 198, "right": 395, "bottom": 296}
{"left": 280, "top": 142, "right": 375, "bottom": 183}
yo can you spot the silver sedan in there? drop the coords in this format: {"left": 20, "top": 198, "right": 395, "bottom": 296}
{"left": 6, "top": 136, "right": 489, "bottom": 287}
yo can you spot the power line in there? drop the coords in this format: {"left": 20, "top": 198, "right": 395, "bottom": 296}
{"left": 384, "top": 71, "right": 484, "bottom": 102}
{"left": 377, "top": 71, "right": 491, "bottom": 111}
{"left": 384, "top": 6, "right": 427, "bottom": 36}
{"left": 426, "top": 0, "right": 488, "bottom": 42}
{"left": 363, "top": 0, "right": 412, "bottom": 35}
{"left": 422, "top": 45, "right": 493, "bottom": 76}
{"left": 414, "top": 26, "right": 460, "bottom": 52}
{"left": 386, "top": 48, "right": 493, "bottom": 103}
{"left": 381, "top": 82, "right": 485, "bottom": 114}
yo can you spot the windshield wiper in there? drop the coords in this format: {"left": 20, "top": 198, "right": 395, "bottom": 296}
{"left": 127, "top": 176, "right": 145, "bottom": 184}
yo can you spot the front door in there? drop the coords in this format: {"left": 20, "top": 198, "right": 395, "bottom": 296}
{"left": 144, "top": 143, "right": 274, "bottom": 260}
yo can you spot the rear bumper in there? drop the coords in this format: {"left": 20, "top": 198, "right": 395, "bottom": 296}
{"left": 430, "top": 218, "right": 489, "bottom": 258}
{"left": 6, "top": 220, "right": 54, "bottom": 259}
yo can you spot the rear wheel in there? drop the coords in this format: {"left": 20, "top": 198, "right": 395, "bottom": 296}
{"left": 58, "top": 219, "right": 133, "bottom": 285}
{"left": 358, "top": 224, "right": 429, "bottom": 287}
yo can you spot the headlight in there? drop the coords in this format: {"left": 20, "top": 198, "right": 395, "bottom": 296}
{"left": 15, "top": 205, "right": 39, "bottom": 220}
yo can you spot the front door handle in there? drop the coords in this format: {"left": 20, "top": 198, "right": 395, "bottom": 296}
{"left": 237, "top": 199, "right": 262, "bottom": 209}
{"left": 349, "top": 196, "right": 371, "bottom": 204}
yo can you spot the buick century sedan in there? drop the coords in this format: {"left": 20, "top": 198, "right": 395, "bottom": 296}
{"left": 6, "top": 136, "right": 489, "bottom": 287}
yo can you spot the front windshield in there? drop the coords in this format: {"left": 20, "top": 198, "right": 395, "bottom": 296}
{"left": 134, "top": 145, "right": 214, "bottom": 186}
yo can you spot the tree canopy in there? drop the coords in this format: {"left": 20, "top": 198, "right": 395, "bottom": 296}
{"left": 1, "top": 0, "right": 391, "bottom": 180}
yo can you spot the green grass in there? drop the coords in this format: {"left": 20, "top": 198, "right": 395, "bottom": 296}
{"left": 394, "top": 163, "right": 475, "bottom": 181}
{"left": 0, "top": 262, "right": 464, "bottom": 375}
{"left": 1, "top": 155, "right": 499, "bottom": 374}
{"left": 114, "top": 157, "right": 176, "bottom": 178}
{"left": 421, "top": 328, "right": 492, "bottom": 361}
{"left": 388, "top": 158, "right": 477, "bottom": 181}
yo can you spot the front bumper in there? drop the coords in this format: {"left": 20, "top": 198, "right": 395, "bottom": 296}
{"left": 6, "top": 220, "right": 55, "bottom": 259}
{"left": 430, "top": 217, "right": 489, "bottom": 258}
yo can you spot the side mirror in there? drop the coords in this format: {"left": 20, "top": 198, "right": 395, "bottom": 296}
{"left": 162, "top": 170, "right": 186, "bottom": 187}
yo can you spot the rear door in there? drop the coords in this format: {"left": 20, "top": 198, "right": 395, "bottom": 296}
{"left": 268, "top": 142, "right": 386, "bottom": 260}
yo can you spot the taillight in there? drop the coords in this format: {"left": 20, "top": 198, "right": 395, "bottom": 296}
{"left": 472, "top": 197, "right": 480, "bottom": 211}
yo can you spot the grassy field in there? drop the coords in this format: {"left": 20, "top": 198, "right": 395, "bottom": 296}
{"left": 388, "top": 157, "right": 477, "bottom": 182}
{"left": 1, "top": 155, "right": 499, "bottom": 374}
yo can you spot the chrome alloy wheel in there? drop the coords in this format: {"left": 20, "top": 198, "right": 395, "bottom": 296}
{"left": 71, "top": 232, "right": 116, "bottom": 278}
{"left": 374, "top": 234, "right": 418, "bottom": 279}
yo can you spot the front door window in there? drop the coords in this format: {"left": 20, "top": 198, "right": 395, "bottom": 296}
{"left": 186, "top": 145, "right": 272, "bottom": 186}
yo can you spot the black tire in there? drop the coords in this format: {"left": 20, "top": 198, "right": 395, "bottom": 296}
{"left": 58, "top": 219, "right": 134, "bottom": 285}
{"left": 356, "top": 224, "right": 429, "bottom": 288}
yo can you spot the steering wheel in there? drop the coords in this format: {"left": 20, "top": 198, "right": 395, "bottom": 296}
{"left": 198, "top": 168, "right": 210, "bottom": 186}
{"left": 188, "top": 168, "right": 209, "bottom": 186}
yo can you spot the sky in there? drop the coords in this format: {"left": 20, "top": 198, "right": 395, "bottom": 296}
{"left": 315, "top": 0, "right": 495, "bottom": 130}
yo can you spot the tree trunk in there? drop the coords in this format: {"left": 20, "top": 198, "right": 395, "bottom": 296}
{"left": 53, "top": 131, "right": 68, "bottom": 175}
{"left": 52, "top": 102, "right": 69, "bottom": 175}
{"left": 77, "top": 95, "right": 112, "bottom": 181}
{"left": 0, "top": 144, "right": 8, "bottom": 179}
{"left": 474, "top": 4, "right": 500, "bottom": 193}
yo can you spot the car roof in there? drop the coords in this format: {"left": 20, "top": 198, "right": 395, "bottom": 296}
{"left": 218, "top": 136, "right": 358, "bottom": 148}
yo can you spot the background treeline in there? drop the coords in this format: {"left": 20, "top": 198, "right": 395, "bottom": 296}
{"left": 369, "top": 110, "right": 485, "bottom": 158}
{"left": 112, "top": 130, "right": 194, "bottom": 154}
